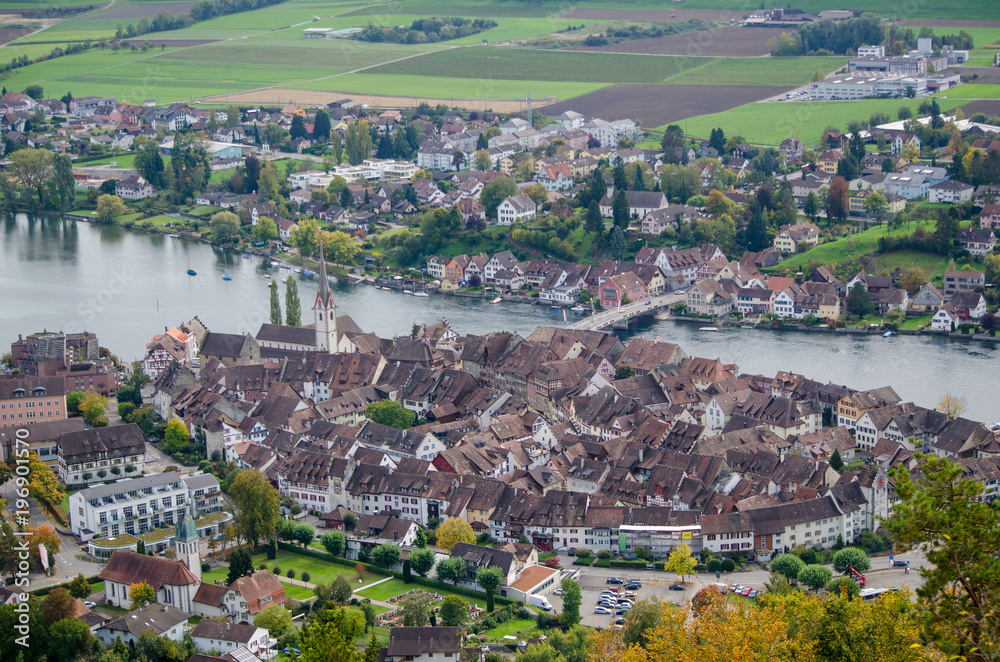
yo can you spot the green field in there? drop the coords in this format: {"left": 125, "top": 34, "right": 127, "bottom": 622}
{"left": 933, "top": 84, "right": 1000, "bottom": 100}
{"left": 203, "top": 550, "right": 385, "bottom": 588}
{"left": 870, "top": 250, "right": 949, "bottom": 281}
{"left": 368, "top": 46, "right": 714, "bottom": 84}
{"left": 775, "top": 220, "right": 939, "bottom": 271}
{"left": 665, "top": 56, "right": 849, "bottom": 87}
{"left": 355, "top": 577, "right": 492, "bottom": 610}
{"left": 674, "top": 97, "right": 967, "bottom": 146}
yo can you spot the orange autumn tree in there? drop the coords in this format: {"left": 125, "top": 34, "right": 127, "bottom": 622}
{"left": 589, "top": 589, "right": 932, "bottom": 662}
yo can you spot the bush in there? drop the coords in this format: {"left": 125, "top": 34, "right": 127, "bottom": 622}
{"left": 721, "top": 558, "right": 736, "bottom": 572}
{"left": 260, "top": 563, "right": 268, "bottom": 570}
{"left": 574, "top": 548, "right": 592, "bottom": 558}
{"left": 301, "top": 571, "right": 310, "bottom": 582}
{"left": 273, "top": 566, "right": 281, "bottom": 575}
{"left": 201, "top": 562, "right": 211, "bottom": 573}
{"left": 287, "top": 569, "right": 295, "bottom": 578}
{"left": 610, "top": 560, "right": 648, "bottom": 569}
{"left": 707, "top": 558, "right": 722, "bottom": 572}
{"left": 597, "top": 550, "right": 612, "bottom": 559}
{"left": 695, "top": 563, "right": 708, "bottom": 572}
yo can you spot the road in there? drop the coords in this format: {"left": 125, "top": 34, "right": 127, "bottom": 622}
{"left": 567, "top": 293, "right": 683, "bottom": 331}
{"left": 1, "top": 478, "right": 104, "bottom": 589}
{"left": 545, "top": 548, "right": 927, "bottom": 630}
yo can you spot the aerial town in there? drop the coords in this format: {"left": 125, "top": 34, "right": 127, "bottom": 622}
{"left": 1, "top": 2, "right": 999, "bottom": 662}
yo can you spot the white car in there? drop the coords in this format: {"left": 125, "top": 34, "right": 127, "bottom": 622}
{"left": 84, "top": 601, "right": 97, "bottom": 609}
{"left": 554, "top": 588, "right": 564, "bottom": 595}
{"left": 595, "top": 606, "right": 614, "bottom": 614}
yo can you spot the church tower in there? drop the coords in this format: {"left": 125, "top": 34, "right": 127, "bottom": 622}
{"left": 174, "top": 510, "right": 202, "bottom": 582}
{"left": 314, "top": 243, "right": 338, "bottom": 353}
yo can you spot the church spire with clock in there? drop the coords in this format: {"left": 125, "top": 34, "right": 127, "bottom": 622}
{"left": 313, "top": 243, "right": 338, "bottom": 352}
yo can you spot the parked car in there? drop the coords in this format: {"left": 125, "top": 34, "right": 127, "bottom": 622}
{"left": 668, "top": 584, "right": 686, "bottom": 591}
{"left": 84, "top": 601, "right": 97, "bottom": 609}
{"left": 595, "top": 606, "right": 614, "bottom": 614}
{"left": 624, "top": 582, "right": 641, "bottom": 590}
{"left": 554, "top": 588, "right": 564, "bottom": 595}
{"left": 567, "top": 548, "right": 576, "bottom": 556}
{"left": 615, "top": 606, "right": 632, "bottom": 615}
{"left": 614, "top": 617, "right": 626, "bottom": 625}
{"left": 606, "top": 577, "right": 624, "bottom": 584}
{"left": 892, "top": 560, "right": 910, "bottom": 567}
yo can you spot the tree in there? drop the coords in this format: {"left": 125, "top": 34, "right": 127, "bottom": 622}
{"left": 10, "top": 148, "right": 52, "bottom": 205}
{"left": 345, "top": 119, "right": 374, "bottom": 165}
{"left": 312, "top": 110, "right": 331, "bottom": 141}
{"left": 42, "top": 587, "right": 76, "bottom": 625}
{"left": 66, "top": 573, "right": 91, "bottom": 600}
{"left": 253, "top": 216, "right": 279, "bottom": 243}
{"left": 25, "top": 453, "right": 64, "bottom": 506}
{"left": 293, "top": 522, "right": 315, "bottom": 547}
{"left": 900, "top": 266, "right": 926, "bottom": 293}
{"left": 475, "top": 565, "right": 503, "bottom": 612}
{"left": 830, "top": 448, "right": 844, "bottom": 472}
{"left": 846, "top": 283, "right": 874, "bottom": 317}
{"left": 479, "top": 175, "right": 516, "bottom": 218}
{"left": 473, "top": 150, "right": 492, "bottom": 172}
{"left": 399, "top": 594, "right": 430, "bottom": 626}
{"left": 128, "top": 581, "right": 156, "bottom": 607}
{"left": 365, "top": 400, "right": 414, "bottom": 429}
{"left": 435, "top": 556, "right": 466, "bottom": 586}
{"left": 340, "top": 186, "right": 355, "bottom": 209}
{"left": 936, "top": 393, "right": 968, "bottom": 420}
{"left": 290, "top": 115, "right": 308, "bottom": 140}
{"left": 322, "top": 230, "right": 361, "bottom": 265}
{"left": 607, "top": 225, "right": 626, "bottom": 260}
{"left": 832, "top": 547, "right": 871, "bottom": 574}
{"left": 436, "top": 517, "right": 475, "bottom": 552}
{"left": 96, "top": 194, "right": 127, "bottom": 223}
{"left": 163, "top": 418, "right": 189, "bottom": 453}
{"left": 438, "top": 594, "right": 468, "bottom": 626}
{"left": 520, "top": 643, "right": 566, "bottom": 662}
{"left": 827, "top": 576, "right": 861, "bottom": 599}
{"left": 770, "top": 553, "right": 805, "bottom": 581}
{"left": 65, "top": 390, "right": 84, "bottom": 415}
{"left": 524, "top": 183, "right": 549, "bottom": 206}
{"left": 258, "top": 164, "right": 280, "bottom": 202}
{"left": 798, "top": 564, "right": 833, "bottom": 591}
{"left": 255, "top": 603, "right": 292, "bottom": 637}
{"left": 49, "top": 618, "right": 93, "bottom": 662}
{"left": 863, "top": 191, "right": 889, "bottom": 227}
{"left": 745, "top": 207, "right": 769, "bottom": 252}
{"left": 621, "top": 598, "right": 665, "bottom": 646}
{"left": 320, "top": 530, "right": 346, "bottom": 557}
{"left": 560, "top": 576, "right": 582, "bottom": 626}
{"left": 611, "top": 189, "right": 629, "bottom": 229}
{"left": 295, "top": 606, "right": 364, "bottom": 662}
{"left": 330, "top": 574, "right": 353, "bottom": 603}
{"left": 228, "top": 469, "right": 281, "bottom": 548}
{"left": 615, "top": 365, "right": 635, "bottom": 380}
{"left": 827, "top": 176, "right": 849, "bottom": 223}
{"left": 585, "top": 200, "right": 604, "bottom": 238}
{"left": 227, "top": 548, "right": 253, "bottom": 585}
{"left": 664, "top": 543, "right": 698, "bottom": 582}
{"left": 268, "top": 282, "right": 283, "bottom": 325}
{"left": 371, "top": 543, "right": 401, "bottom": 569}
{"left": 901, "top": 141, "right": 920, "bottom": 163}
{"left": 289, "top": 217, "right": 322, "bottom": 259}
{"left": 408, "top": 548, "right": 436, "bottom": 577}
{"left": 285, "top": 277, "right": 302, "bottom": 326}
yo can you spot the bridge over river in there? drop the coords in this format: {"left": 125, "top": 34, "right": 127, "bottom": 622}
{"left": 567, "top": 293, "right": 685, "bottom": 331}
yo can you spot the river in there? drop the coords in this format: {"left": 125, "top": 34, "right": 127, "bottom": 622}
{"left": 1, "top": 214, "right": 997, "bottom": 423}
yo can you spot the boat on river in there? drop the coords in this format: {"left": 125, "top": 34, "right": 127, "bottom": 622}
{"left": 222, "top": 274, "right": 232, "bottom": 281}
{"left": 491, "top": 297, "right": 502, "bottom": 303}
{"left": 187, "top": 269, "right": 197, "bottom": 276}
{"left": 699, "top": 326, "right": 719, "bottom": 332}
{"left": 413, "top": 292, "right": 429, "bottom": 297}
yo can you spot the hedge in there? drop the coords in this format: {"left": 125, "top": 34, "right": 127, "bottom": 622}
{"left": 572, "top": 557, "right": 596, "bottom": 566}
{"left": 610, "top": 560, "right": 649, "bottom": 569}
{"left": 276, "top": 542, "right": 516, "bottom": 606}
{"left": 593, "top": 558, "right": 611, "bottom": 568}
{"left": 30, "top": 575, "right": 101, "bottom": 597}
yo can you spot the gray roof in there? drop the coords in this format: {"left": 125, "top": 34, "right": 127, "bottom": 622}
{"left": 0, "top": 375, "right": 66, "bottom": 399}
{"left": 450, "top": 542, "right": 515, "bottom": 576}
{"left": 59, "top": 423, "right": 146, "bottom": 463}
{"left": 102, "top": 604, "right": 189, "bottom": 636}
{"left": 76, "top": 471, "right": 185, "bottom": 501}
{"left": 191, "top": 620, "right": 261, "bottom": 644}
{"left": 182, "top": 473, "right": 221, "bottom": 491}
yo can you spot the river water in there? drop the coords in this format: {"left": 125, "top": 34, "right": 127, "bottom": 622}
{"left": 2, "top": 214, "right": 997, "bottom": 422}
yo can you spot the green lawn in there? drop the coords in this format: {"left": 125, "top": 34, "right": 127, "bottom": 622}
{"left": 933, "top": 84, "right": 1000, "bottom": 100}
{"left": 355, "top": 578, "right": 491, "bottom": 610}
{"left": 775, "top": 219, "right": 938, "bottom": 270}
{"left": 188, "top": 205, "right": 222, "bottom": 217}
{"left": 484, "top": 619, "right": 536, "bottom": 639}
{"left": 900, "top": 314, "right": 932, "bottom": 330}
{"left": 870, "top": 250, "right": 947, "bottom": 281}
{"left": 89, "top": 581, "right": 104, "bottom": 595}
{"left": 281, "top": 583, "right": 316, "bottom": 600}
{"left": 673, "top": 98, "right": 967, "bottom": 146}
{"left": 204, "top": 549, "right": 385, "bottom": 588}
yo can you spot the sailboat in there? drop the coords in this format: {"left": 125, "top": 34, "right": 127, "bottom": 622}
{"left": 222, "top": 274, "right": 232, "bottom": 281}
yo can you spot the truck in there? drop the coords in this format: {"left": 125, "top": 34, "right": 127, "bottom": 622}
{"left": 528, "top": 594, "right": 552, "bottom": 611}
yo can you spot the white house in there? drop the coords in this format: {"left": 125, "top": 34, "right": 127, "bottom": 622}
{"left": 496, "top": 194, "right": 537, "bottom": 225}
{"left": 96, "top": 604, "right": 189, "bottom": 646}
{"left": 97, "top": 550, "right": 200, "bottom": 613}
{"left": 191, "top": 621, "right": 273, "bottom": 661}
{"left": 931, "top": 304, "right": 957, "bottom": 331}
{"left": 928, "top": 180, "right": 975, "bottom": 204}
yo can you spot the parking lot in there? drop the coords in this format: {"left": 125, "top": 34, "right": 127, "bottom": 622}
{"left": 546, "top": 574, "right": 695, "bottom": 629}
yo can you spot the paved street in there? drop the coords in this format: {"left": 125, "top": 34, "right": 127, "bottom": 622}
{"left": 545, "top": 548, "right": 927, "bottom": 630}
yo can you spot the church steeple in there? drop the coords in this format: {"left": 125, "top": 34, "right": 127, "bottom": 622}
{"left": 313, "top": 243, "right": 338, "bottom": 353}
{"left": 174, "top": 508, "right": 202, "bottom": 582}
